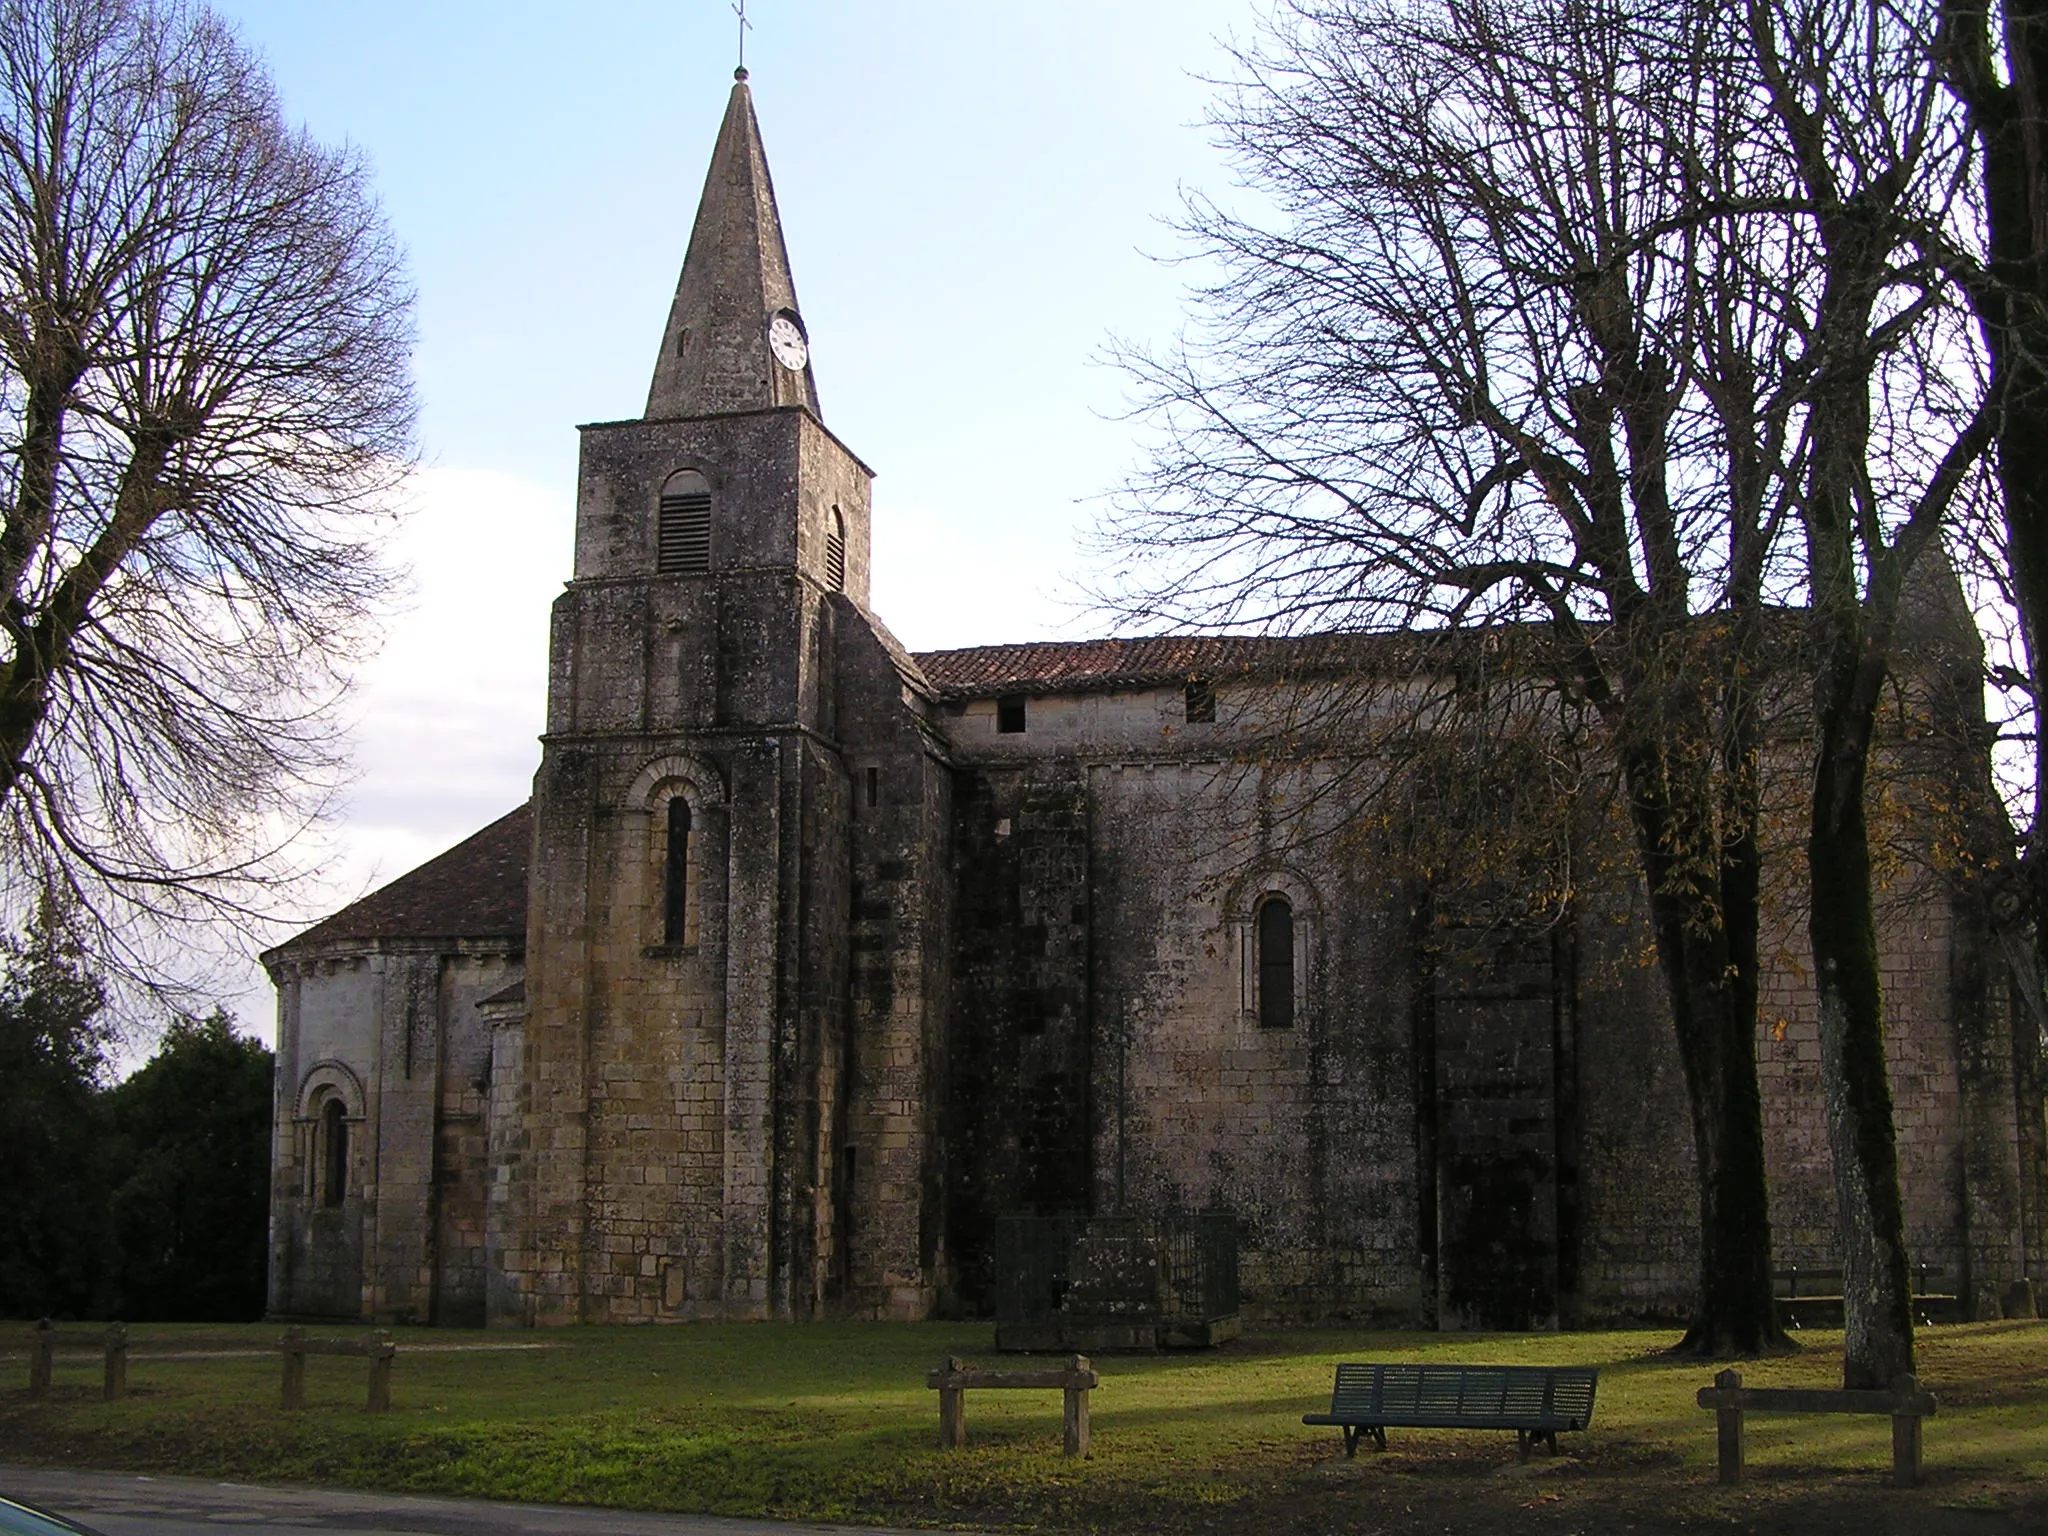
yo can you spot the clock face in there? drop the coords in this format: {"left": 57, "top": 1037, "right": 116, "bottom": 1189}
{"left": 767, "top": 311, "right": 809, "bottom": 372}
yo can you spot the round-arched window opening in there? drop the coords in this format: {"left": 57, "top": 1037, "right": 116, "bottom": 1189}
{"left": 320, "top": 1097, "right": 348, "bottom": 1207}
{"left": 1257, "top": 895, "right": 1295, "bottom": 1028}
{"left": 664, "top": 796, "right": 692, "bottom": 944}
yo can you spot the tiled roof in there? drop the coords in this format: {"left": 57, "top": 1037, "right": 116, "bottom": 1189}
{"left": 266, "top": 803, "right": 532, "bottom": 959}
{"left": 909, "top": 633, "right": 1396, "bottom": 700}
{"left": 479, "top": 979, "right": 526, "bottom": 1009}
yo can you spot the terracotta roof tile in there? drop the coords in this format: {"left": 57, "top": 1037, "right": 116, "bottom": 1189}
{"left": 909, "top": 633, "right": 1388, "bottom": 700}
{"left": 266, "top": 803, "right": 531, "bottom": 959}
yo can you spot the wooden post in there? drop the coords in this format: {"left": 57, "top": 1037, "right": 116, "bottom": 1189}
{"left": 28, "top": 1320, "right": 53, "bottom": 1399}
{"left": 1062, "top": 1355, "right": 1091, "bottom": 1457}
{"left": 366, "top": 1334, "right": 394, "bottom": 1412}
{"left": 1713, "top": 1369, "right": 1745, "bottom": 1485}
{"left": 280, "top": 1327, "right": 305, "bottom": 1410}
{"left": 1890, "top": 1375, "right": 1922, "bottom": 1488}
{"left": 103, "top": 1322, "right": 127, "bottom": 1402}
{"left": 938, "top": 1356, "right": 966, "bottom": 1449}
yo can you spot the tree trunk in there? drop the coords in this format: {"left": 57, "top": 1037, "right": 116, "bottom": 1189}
{"left": 1809, "top": 656, "right": 1916, "bottom": 1388}
{"left": 1953, "top": 0, "right": 2048, "bottom": 1057}
{"left": 1620, "top": 724, "right": 1789, "bottom": 1356}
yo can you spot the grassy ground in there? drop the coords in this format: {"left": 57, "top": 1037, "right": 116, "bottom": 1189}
{"left": 2, "top": 1320, "right": 2045, "bottom": 1534}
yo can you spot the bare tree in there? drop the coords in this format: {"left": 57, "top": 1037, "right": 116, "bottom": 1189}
{"left": 1108, "top": 0, "right": 1798, "bottom": 1355}
{"left": 1741, "top": 0, "right": 1995, "bottom": 1386}
{"left": 1938, "top": 1, "right": 2048, "bottom": 1036}
{"left": 1109, "top": 0, "right": 1992, "bottom": 1374}
{"left": 0, "top": 0, "right": 414, "bottom": 989}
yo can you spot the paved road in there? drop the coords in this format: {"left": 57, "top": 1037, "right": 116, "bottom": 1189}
{"left": 0, "top": 1467, "right": 932, "bottom": 1536}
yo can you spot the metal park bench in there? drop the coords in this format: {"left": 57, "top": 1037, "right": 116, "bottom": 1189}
{"left": 279, "top": 1327, "right": 396, "bottom": 1412}
{"left": 1303, "top": 1362, "right": 1598, "bottom": 1461}
{"left": 926, "top": 1354, "right": 1098, "bottom": 1456}
{"left": 1773, "top": 1265, "right": 1953, "bottom": 1328}
{"left": 1697, "top": 1368, "right": 1938, "bottom": 1488}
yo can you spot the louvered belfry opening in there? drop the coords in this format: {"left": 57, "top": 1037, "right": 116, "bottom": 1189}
{"left": 658, "top": 470, "right": 713, "bottom": 574}
{"left": 826, "top": 508, "right": 847, "bottom": 592}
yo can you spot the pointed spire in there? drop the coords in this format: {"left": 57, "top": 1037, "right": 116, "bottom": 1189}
{"left": 646, "top": 72, "right": 821, "bottom": 420}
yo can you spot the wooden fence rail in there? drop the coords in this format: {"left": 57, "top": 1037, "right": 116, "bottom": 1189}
{"left": 925, "top": 1354, "right": 1098, "bottom": 1456}
{"left": 1696, "top": 1368, "right": 1938, "bottom": 1488}
{"left": 25, "top": 1320, "right": 126, "bottom": 1401}
{"left": 279, "top": 1327, "right": 396, "bottom": 1412}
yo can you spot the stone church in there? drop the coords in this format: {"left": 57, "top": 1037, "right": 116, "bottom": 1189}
{"left": 263, "top": 72, "right": 2048, "bottom": 1330}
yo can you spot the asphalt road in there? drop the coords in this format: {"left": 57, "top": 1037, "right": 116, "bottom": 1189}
{"left": 0, "top": 1468, "right": 933, "bottom": 1536}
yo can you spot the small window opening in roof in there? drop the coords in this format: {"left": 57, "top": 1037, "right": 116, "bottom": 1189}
{"left": 997, "top": 695, "right": 1027, "bottom": 734}
{"left": 1185, "top": 678, "right": 1216, "bottom": 723}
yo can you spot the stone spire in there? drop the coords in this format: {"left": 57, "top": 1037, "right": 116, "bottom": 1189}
{"left": 646, "top": 70, "right": 821, "bottom": 420}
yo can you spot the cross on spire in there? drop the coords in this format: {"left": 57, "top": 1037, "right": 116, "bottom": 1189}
{"left": 732, "top": 0, "right": 752, "bottom": 76}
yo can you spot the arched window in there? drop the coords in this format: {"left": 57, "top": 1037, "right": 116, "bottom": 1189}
{"left": 663, "top": 796, "right": 691, "bottom": 944}
{"left": 1257, "top": 895, "right": 1295, "bottom": 1028}
{"left": 320, "top": 1097, "right": 348, "bottom": 1206}
{"left": 826, "top": 508, "right": 847, "bottom": 592}
{"left": 658, "top": 470, "right": 712, "bottom": 574}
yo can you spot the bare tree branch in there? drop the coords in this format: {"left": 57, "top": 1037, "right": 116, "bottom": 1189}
{"left": 0, "top": 0, "right": 414, "bottom": 1002}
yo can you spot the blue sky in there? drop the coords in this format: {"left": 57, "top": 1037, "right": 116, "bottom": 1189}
{"left": 203, "top": 1, "right": 1261, "bottom": 1029}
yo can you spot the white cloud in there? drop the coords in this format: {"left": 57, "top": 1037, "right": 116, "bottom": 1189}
{"left": 209, "top": 463, "right": 565, "bottom": 1044}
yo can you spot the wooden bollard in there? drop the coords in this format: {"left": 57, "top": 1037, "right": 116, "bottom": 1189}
{"left": 27, "top": 1320, "right": 53, "bottom": 1398}
{"left": 1063, "top": 1354, "right": 1091, "bottom": 1457}
{"left": 1889, "top": 1374, "right": 1923, "bottom": 1489}
{"left": 103, "top": 1322, "right": 127, "bottom": 1402}
{"left": 280, "top": 1327, "right": 307, "bottom": 1410}
{"left": 367, "top": 1334, "right": 395, "bottom": 1413}
{"left": 938, "top": 1356, "right": 966, "bottom": 1449}
{"left": 1712, "top": 1368, "right": 1743, "bottom": 1485}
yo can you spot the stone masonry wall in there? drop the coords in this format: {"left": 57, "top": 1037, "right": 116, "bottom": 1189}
{"left": 834, "top": 599, "right": 954, "bottom": 1318}
{"left": 1568, "top": 809, "right": 1698, "bottom": 1323}
{"left": 930, "top": 670, "right": 2030, "bottom": 1327}
{"left": 1080, "top": 757, "right": 1419, "bottom": 1323}
{"left": 268, "top": 944, "right": 517, "bottom": 1324}
{"left": 945, "top": 765, "right": 1093, "bottom": 1313}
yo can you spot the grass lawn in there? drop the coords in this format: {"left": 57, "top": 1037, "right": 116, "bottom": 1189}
{"left": 2, "top": 1320, "right": 2045, "bottom": 1534}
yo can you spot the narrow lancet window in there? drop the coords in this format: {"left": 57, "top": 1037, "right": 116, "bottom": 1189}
{"left": 664, "top": 796, "right": 691, "bottom": 944}
{"left": 1258, "top": 896, "right": 1295, "bottom": 1028}
{"left": 658, "top": 470, "right": 712, "bottom": 574}
{"left": 826, "top": 508, "right": 847, "bottom": 592}
{"left": 321, "top": 1098, "right": 348, "bottom": 1206}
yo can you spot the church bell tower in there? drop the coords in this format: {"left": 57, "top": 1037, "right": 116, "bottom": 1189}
{"left": 489, "top": 68, "right": 882, "bottom": 1325}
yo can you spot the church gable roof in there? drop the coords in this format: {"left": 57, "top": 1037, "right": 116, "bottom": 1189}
{"left": 265, "top": 803, "right": 532, "bottom": 961}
